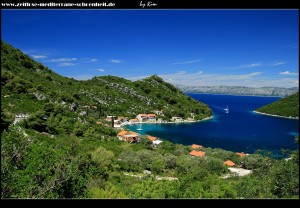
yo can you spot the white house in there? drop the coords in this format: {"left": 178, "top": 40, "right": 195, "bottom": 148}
{"left": 117, "top": 130, "right": 139, "bottom": 142}
{"left": 171, "top": 117, "right": 183, "bottom": 122}
{"left": 147, "top": 114, "right": 156, "bottom": 122}
{"left": 136, "top": 114, "right": 148, "bottom": 122}
{"left": 136, "top": 114, "right": 157, "bottom": 122}
{"left": 153, "top": 139, "right": 163, "bottom": 147}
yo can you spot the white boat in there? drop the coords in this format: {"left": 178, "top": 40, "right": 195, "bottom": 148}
{"left": 224, "top": 106, "right": 229, "bottom": 113}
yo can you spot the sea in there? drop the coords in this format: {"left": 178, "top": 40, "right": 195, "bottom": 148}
{"left": 125, "top": 93, "right": 299, "bottom": 159}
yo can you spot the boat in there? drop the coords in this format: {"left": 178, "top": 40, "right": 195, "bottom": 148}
{"left": 224, "top": 105, "right": 229, "bottom": 113}
{"left": 137, "top": 123, "right": 143, "bottom": 130}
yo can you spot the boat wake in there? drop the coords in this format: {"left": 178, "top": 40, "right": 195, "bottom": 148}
{"left": 211, "top": 105, "right": 229, "bottom": 113}
{"left": 137, "top": 124, "right": 143, "bottom": 131}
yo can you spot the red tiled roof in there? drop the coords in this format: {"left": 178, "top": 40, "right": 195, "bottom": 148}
{"left": 224, "top": 160, "right": 235, "bottom": 167}
{"left": 117, "top": 130, "right": 128, "bottom": 136}
{"left": 147, "top": 114, "right": 156, "bottom": 117}
{"left": 192, "top": 144, "right": 203, "bottom": 149}
{"left": 189, "top": 150, "right": 206, "bottom": 157}
{"left": 118, "top": 130, "right": 138, "bottom": 136}
{"left": 139, "top": 114, "right": 147, "bottom": 117}
{"left": 236, "top": 152, "right": 247, "bottom": 157}
{"left": 125, "top": 131, "right": 139, "bottom": 136}
{"left": 147, "top": 135, "right": 157, "bottom": 141}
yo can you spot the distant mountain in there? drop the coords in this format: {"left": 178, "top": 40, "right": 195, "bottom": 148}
{"left": 255, "top": 92, "right": 299, "bottom": 118}
{"left": 175, "top": 84, "right": 298, "bottom": 97}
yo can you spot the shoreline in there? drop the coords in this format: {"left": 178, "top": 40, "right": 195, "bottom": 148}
{"left": 253, "top": 110, "right": 299, "bottom": 120}
{"left": 120, "top": 114, "right": 295, "bottom": 160}
{"left": 120, "top": 115, "right": 214, "bottom": 127}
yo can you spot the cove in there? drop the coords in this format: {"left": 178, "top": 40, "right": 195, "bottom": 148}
{"left": 126, "top": 93, "right": 299, "bottom": 159}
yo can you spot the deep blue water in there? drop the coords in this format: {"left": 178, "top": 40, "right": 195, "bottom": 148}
{"left": 126, "top": 94, "right": 299, "bottom": 159}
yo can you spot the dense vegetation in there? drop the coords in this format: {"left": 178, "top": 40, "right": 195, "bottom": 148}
{"left": 256, "top": 92, "right": 299, "bottom": 118}
{"left": 2, "top": 124, "right": 299, "bottom": 199}
{"left": 1, "top": 40, "right": 211, "bottom": 123}
{"left": 1, "top": 40, "right": 299, "bottom": 199}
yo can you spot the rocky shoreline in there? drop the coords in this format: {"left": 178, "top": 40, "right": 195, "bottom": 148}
{"left": 120, "top": 115, "right": 214, "bottom": 127}
{"left": 253, "top": 110, "right": 299, "bottom": 120}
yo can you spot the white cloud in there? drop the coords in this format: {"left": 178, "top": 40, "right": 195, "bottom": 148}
{"left": 245, "top": 63, "right": 261, "bottom": 68}
{"left": 127, "top": 70, "right": 205, "bottom": 82}
{"left": 230, "top": 63, "right": 261, "bottom": 69}
{"left": 87, "top": 58, "right": 98, "bottom": 63}
{"left": 172, "top": 59, "right": 202, "bottom": 65}
{"left": 126, "top": 67, "right": 299, "bottom": 87}
{"left": 47, "top": 58, "right": 77, "bottom": 62}
{"left": 251, "top": 78, "right": 299, "bottom": 88}
{"left": 271, "top": 61, "right": 286, "bottom": 66}
{"left": 97, "top": 68, "right": 105, "bottom": 72}
{"left": 58, "top": 62, "right": 76, "bottom": 67}
{"left": 212, "top": 72, "right": 262, "bottom": 81}
{"left": 110, "top": 59, "right": 122, "bottom": 63}
{"left": 70, "top": 75, "right": 94, "bottom": 80}
{"left": 174, "top": 71, "right": 187, "bottom": 75}
{"left": 32, "top": 55, "right": 47, "bottom": 59}
{"left": 160, "top": 70, "right": 204, "bottom": 80}
{"left": 81, "top": 58, "right": 97, "bottom": 63}
{"left": 279, "top": 71, "right": 298, "bottom": 75}
{"left": 126, "top": 74, "right": 149, "bottom": 81}
{"left": 127, "top": 71, "right": 270, "bottom": 87}
{"left": 47, "top": 57, "right": 98, "bottom": 65}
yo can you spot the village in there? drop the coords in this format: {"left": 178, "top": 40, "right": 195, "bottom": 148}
{"left": 97, "top": 112, "right": 199, "bottom": 146}
{"left": 99, "top": 113, "right": 252, "bottom": 178}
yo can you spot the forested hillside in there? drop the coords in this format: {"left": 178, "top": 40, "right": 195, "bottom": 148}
{"left": 1, "top": 40, "right": 211, "bottom": 128}
{"left": 256, "top": 92, "right": 299, "bottom": 118}
{"left": 1, "top": 40, "right": 298, "bottom": 199}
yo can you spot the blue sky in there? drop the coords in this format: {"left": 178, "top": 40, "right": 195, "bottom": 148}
{"left": 2, "top": 9, "right": 299, "bottom": 87}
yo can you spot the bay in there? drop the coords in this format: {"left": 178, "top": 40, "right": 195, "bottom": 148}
{"left": 125, "top": 93, "right": 299, "bottom": 159}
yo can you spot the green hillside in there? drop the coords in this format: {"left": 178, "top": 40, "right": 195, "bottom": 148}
{"left": 1, "top": 40, "right": 211, "bottom": 126}
{"left": 1, "top": 40, "right": 298, "bottom": 199}
{"left": 256, "top": 92, "right": 299, "bottom": 118}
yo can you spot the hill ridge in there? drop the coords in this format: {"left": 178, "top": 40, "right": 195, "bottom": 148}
{"left": 175, "top": 84, "right": 298, "bottom": 97}
{"left": 255, "top": 92, "right": 299, "bottom": 118}
{"left": 1, "top": 40, "right": 212, "bottom": 133}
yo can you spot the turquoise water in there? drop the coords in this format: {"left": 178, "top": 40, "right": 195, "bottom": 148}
{"left": 125, "top": 94, "right": 299, "bottom": 159}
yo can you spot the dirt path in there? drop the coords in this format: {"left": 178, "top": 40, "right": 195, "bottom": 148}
{"left": 220, "top": 167, "right": 252, "bottom": 179}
